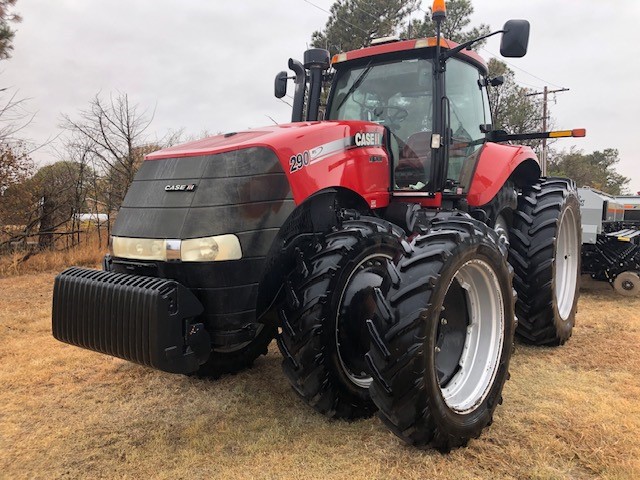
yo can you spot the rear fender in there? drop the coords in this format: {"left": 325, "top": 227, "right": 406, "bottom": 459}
{"left": 468, "top": 142, "right": 541, "bottom": 206}
{"left": 255, "top": 187, "right": 369, "bottom": 321}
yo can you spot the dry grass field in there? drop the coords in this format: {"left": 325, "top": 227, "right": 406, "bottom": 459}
{"left": 0, "top": 237, "right": 105, "bottom": 278}
{"left": 1, "top": 272, "right": 639, "bottom": 480}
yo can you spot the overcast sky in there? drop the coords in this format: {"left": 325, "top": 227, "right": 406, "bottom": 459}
{"left": 3, "top": 0, "right": 640, "bottom": 193}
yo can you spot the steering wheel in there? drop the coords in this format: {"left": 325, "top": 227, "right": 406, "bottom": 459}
{"left": 371, "top": 106, "right": 409, "bottom": 124}
{"left": 351, "top": 95, "right": 409, "bottom": 125}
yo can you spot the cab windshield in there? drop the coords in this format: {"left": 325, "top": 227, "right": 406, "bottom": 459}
{"left": 327, "top": 58, "right": 434, "bottom": 190}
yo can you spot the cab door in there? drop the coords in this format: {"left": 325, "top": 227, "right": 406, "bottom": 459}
{"left": 444, "top": 58, "right": 492, "bottom": 193}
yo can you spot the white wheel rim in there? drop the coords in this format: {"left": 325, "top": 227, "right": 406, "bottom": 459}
{"left": 555, "top": 207, "right": 579, "bottom": 321}
{"left": 439, "top": 259, "right": 505, "bottom": 414}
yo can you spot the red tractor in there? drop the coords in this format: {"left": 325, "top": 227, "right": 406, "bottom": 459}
{"left": 53, "top": 2, "right": 583, "bottom": 451}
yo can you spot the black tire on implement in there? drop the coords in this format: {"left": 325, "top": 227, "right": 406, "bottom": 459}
{"left": 277, "top": 216, "right": 405, "bottom": 419}
{"left": 196, "top": 324, "right": 275, "bottom": 378}
{"left": 366, "top": 217, "right": 516, "bottom": 451}
{"left": 509, "top": 177, "right": 581, "bottom": 346}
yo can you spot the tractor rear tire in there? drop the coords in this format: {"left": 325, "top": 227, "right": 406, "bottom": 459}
{"left": 470, "top": 180, "right": 517, "bottom": 249}
{"left": 509, "top": 177, "right": 581, "bottom": 346}
{"left": 365, "top": 217, "right": 516, "bottom": 451}
{"left": 277, "top": 216, "right": 405, "bottom": 419}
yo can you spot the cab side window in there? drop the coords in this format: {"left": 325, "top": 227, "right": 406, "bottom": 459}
{"left": 445, "top": 59, "right": 490, "bottom": 186}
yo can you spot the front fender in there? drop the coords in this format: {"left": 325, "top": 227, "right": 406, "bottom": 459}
{"left": 255, "top": 187, "right": 369, "bottom": 322}
{"left": 467, "top": 142, "right": 541, "bottom": 206}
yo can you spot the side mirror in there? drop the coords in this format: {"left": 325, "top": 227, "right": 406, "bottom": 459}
{"left": 274, "top": 71, "right": 288, "bottom": 99}
{"left": 489, "top": 76, "right": 504, "bottom": 87}
{"left": 500, "top": 20, "right": 530, "bottom": 58}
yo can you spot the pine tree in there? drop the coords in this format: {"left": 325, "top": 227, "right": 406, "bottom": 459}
{"left": 311, "top": 0, "right": 419, "bottom": 56}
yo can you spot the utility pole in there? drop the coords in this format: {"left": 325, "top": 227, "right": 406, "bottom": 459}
{"left": 526, "top": 86, "right": 569, "bottom": 175}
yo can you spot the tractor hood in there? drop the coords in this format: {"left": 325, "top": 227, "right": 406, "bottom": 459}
{"left": 112, "top": 121, "right": 387, "bottom": 256}
{"left": 145, "top": 120, "right": 384, "bottom": 163}
{"left": 144, "top": 120, "right": 389, "bottom": 207}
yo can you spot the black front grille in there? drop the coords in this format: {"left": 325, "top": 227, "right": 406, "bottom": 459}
{"left": 112, "top": 147, "right": 294, "bottom": 244}
{"left": 52, "top": 267, "right": 204, "bottom": 374}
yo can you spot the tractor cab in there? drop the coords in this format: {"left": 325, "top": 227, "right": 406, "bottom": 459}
{"left": 275, "top": 11, "right": 531, "bottom": 203}
{"left": 325, "top": 44, "right": 491, "bottom": 195}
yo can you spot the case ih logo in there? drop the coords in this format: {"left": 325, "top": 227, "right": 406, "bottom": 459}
{"left": 354, "top": 132, "right": 383, "bottom": 147}
{"left": 165, "top": 184, "right": 197, "bottom": 192}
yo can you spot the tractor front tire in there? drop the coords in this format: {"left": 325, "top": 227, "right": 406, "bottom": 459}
{"left": 277, "top": 216, "right": 405, "bottom": 419}
{"left": 196, "top": 324, "right": 275, "bottom": 378}
{"left": 509, "top": 178, "right": 581, "bottom": 346}
{"left": 366, "top": 217, "right": 516, "bottom": 451}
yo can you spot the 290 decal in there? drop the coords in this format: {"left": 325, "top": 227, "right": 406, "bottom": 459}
{"left": 289, "top": 150, "right": 310, "bottom": 173}
{"left": 288, "top": 131, "right": 384, "bottom": 173}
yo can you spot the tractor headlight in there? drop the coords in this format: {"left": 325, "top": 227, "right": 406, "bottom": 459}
{"left": 181, "top": 235, "right": 242, "bottom": 262}
{"left": 111, "top": 237, "right": 168, "bottom": 261}
{"left": 181, "top": 237, "right": 219, "bottom": 262}
{"left": 110, "top": 234, "right": 243, "bottom": 262}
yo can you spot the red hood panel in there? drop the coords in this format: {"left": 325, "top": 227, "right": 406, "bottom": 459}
{"left": 145, "top": 121, "right": 381, "bottom": 160}
{"left": 145, "top": 120, "right": 391, "bottom": 211}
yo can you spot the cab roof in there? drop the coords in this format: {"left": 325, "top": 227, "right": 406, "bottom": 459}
{"left": 332, "top": 37, "right": 487, "bottom": 74}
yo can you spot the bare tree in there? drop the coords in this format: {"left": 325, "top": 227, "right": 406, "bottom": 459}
{"left": 63, "top": 93, "right": 153, "bottom": 192}
{"left": 61, "top": 92, "right": 187, "bottom": 239}
{"left": 0, "top": 86, "right": 37, "bottom": 250}
{"left": 62, "top": 93, "right": 155, "bottom": 232}
{"left": 0, "top": 160, "right": 91, "bottom": 253}
{"left": 0, "top": 87, "right": 37, "bottom": 195}
{"left": 30, "top": 161, "right": 90, "bottom": 249}
{"left": 62, "top": 137, "right": 106, "bottom": 246}
{"left": 0, "top": 90, "right": 35, "bottom": 142}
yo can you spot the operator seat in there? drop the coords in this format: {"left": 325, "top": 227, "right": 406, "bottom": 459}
{"left": 395, "top": 131, "right": 431, "bottom": 189}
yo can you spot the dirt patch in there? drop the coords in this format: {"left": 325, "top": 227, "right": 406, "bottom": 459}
{"left": 1, "top": 273, "right": 639, "bottom": 479}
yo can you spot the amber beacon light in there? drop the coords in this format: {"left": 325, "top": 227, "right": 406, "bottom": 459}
{"left": 432, "top": 0, "right": 447, "bottom": 19}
